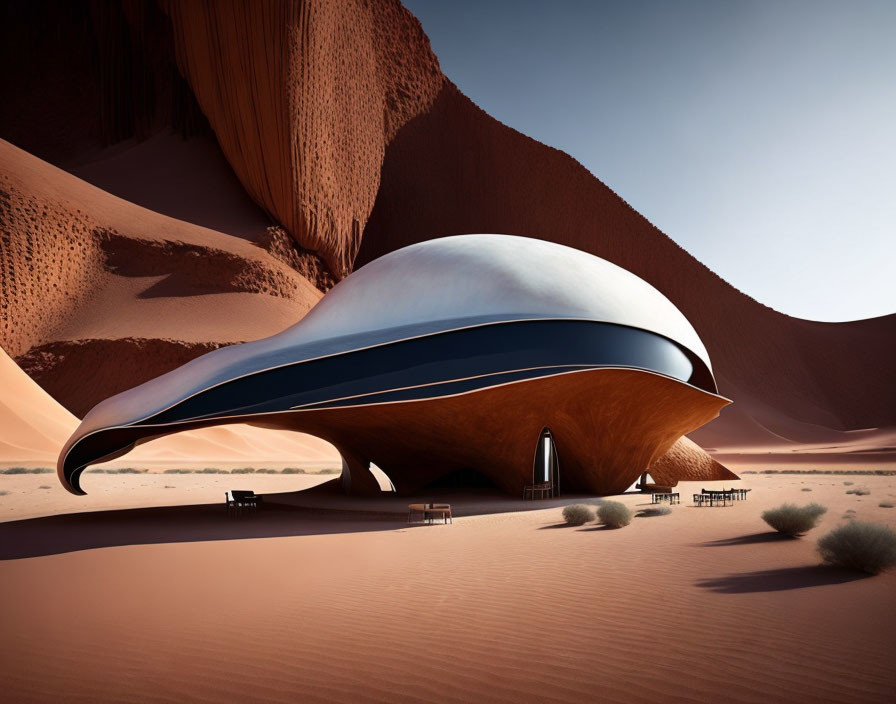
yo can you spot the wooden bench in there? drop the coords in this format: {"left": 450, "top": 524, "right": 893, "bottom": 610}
{"left": 408, "top": 503, "right": 452, "bottom": 524}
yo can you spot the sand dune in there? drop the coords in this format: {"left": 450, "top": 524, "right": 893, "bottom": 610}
{"left": 0, "top": 349, "right": 77, "bottom": 463}
{"left": 0, "top": 346, "right": 339, "bottom": 469}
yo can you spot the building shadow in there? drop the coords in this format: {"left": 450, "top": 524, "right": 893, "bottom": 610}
{"left": 0, "top": 500, "right": 401, "bottom": 560}
{"left": 695, "top": 566, "right": 868, "bottom": 593}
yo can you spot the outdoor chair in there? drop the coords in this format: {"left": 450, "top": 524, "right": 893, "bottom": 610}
{"left": 523, "top": 481, "right": 554, "bottom": 500}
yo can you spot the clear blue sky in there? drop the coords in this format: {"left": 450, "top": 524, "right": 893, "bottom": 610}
{"left": 403, "top": 0, "right": 895, "bottom": 322}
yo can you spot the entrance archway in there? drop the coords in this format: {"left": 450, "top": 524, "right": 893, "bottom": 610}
{"left": 532, "top": 427, "right": 560, "bottom": 497}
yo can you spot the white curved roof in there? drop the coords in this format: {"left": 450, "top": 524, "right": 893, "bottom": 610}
{"left": 66, "top": 235, "right": 712, "bottom": 443}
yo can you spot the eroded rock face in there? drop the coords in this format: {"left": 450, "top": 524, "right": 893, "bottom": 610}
{"left": 159, "top": 0, "right": 443, "bottom": 277}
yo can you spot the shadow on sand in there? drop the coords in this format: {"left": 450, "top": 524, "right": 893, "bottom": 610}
{"left": 695, "top": 566, "right": 868, "bottom": 593}
{"left": 0, "top": 501, "right": 403, "bottom": 560}
{"left": 699, "top": 532, "right": 797, "bottom": 547}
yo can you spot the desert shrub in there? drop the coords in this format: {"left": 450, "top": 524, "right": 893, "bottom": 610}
{"left": 0, "top": 490, "right": 9, "bottom": 496}
{"left": 597, "top": 501, "right": 633, "bottom": 528}
{"left": 255, "top": 468, "right": 278, "bottom": 474}
{"left": 230, "top": 467, "right": 256, "bottom": 474}
{"left": 843, "top": 481, "right": 854, "bottom": 486}
{"left": 562, "top": 504, "right": 595, "bottom": 525}
{"left": 801, "top": 488, "right": 813, "bottom": 492}
{"left": 164, "top": 469, "right": 191, "bottom": 474}
{"left": 761, "top": 503, "right": 827, "bottom": 537}
{"left": 636, "top": 506, "right": 672, "bottom": 517}
{"left": 281, "top": 468, "right": 306, "bottom": 474}
{"left": 200, "top": 468, "right": 229, "bottom": 474}
{"left": 879, "top": 502, "right": 894, "bottom": 508}
{"left": 39, "top": 485, "right": 51, "bottom": 489}
{"left": 0, "top": 467, "right": 51, "bottom": 474}
{"left": 318, "top": 468, "right": 340, "bottom": 475}
{"left": 846, "top": 487, "right": 870, "bottom": 496}
{"left": 817, "top": 522, "right": 896, "bottom": 574}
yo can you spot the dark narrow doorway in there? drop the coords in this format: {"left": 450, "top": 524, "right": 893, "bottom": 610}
{"left": 532, "top": 427, "right": 560, "bottom": 497}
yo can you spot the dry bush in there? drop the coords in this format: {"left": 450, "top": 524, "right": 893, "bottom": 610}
{"left": 562, "top": 504, "right": 595, "bottom": 525}
{"left": 843, "top": 481, "right": 854, "bottom": 486}
{"left": 817, "top": 522, "right": 896, "bottom": 574}
{"left": 879, "top": 502, "right": 894, "bottom": 508}
{"left": 761, "top": 503, "right": 827, "bottom": 537}
{"left": 801, "top": 487, "right": 813, "bottom": 492}
{"left": 846, "top": 487, "right": 870, "bottom": 495}
{"left": 597, "top": 501, "right": 633, "bottom": 528}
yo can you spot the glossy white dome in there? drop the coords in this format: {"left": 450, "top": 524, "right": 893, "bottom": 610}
{"left": 296, "top": 234, "right": 710, "bottom": 365}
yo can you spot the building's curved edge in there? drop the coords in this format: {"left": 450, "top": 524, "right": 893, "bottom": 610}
{"left": 58, "top": 366, "right": 730, "bottom": 495}
{"left": 71, "top": 317, "right": 718, "bottom": 450}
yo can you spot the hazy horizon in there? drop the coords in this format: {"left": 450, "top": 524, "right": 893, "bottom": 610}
{"left": 404, "top": 0, "right": 895, "bottom": 322}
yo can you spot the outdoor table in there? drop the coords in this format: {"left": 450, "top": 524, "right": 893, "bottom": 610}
{"left": 651, "top": 492, "right": 680, "bottom": 505}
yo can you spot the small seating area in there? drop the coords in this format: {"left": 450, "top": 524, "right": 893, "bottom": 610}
{"left": 225, "top": 490, "right": 262, "bottom": 517}
{"left": 407, "top": 503, "right": 453, "bottom": 524}
{"left": 523, "top": 481, "right": 554, "bottom": 500}
{"left": 651, "top": 492, "right": 680, "bottom": 505}
{"left": 693, "top": 488, "right": 750, "bottom": 507}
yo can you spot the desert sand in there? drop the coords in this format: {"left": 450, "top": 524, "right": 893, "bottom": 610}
{"left": 1, "top": 472, "right": 894, "bottom": 703}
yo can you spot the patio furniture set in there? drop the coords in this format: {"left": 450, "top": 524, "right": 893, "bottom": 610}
{"left": 407, "top": 503, "right": 453, "bottom": 524}
{"left": 693, "top": 488, "right": 751, "bottom": 507}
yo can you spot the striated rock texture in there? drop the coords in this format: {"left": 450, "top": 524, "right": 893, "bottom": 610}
{"left": 159, "top": 0, "right": 443, "bottom": 277}
{"left": 0, "top": 139, "right": 322, "bottom": 416}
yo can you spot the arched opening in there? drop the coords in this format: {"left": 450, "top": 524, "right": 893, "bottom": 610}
{"left": 369, "top": 462, "right": 396, "bottom": 492}
{"left": 338, "top": 446, "right": 397, "bottom": 496}
{"left": 630, "top": 471, "right": 656, "bottom": 493}
{"left": 532, "top": 427, "right": 560, "bottom": 497}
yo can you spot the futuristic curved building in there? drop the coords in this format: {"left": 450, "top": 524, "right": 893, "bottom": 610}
{"left": 58, "top": 234, "right": 731, "bottom": 496}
